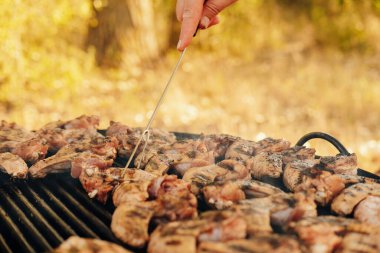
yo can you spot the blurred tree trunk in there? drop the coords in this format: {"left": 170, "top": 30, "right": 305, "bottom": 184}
{"left": 86, "top": 0, "right": 161, "bottom": 68}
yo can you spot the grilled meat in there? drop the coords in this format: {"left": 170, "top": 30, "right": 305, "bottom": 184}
{"left": 246, "top": 152, "right": 283, "bottom": 179}
{"left": 203, "top": 134, "right": 238, "bottom": 158}
{"left": 319, "top": 154, "right": 358, "bottom": 175}
{"left": 0, "top": 120, "right": 36, "bottom": 152}
{"left": 331, "top": 183, "right": 380, "bottom": 216}
{"left": 238, "top": 192, "right": 317, "bottom": 230}
{"left": 12, "top": 137, "right": 49, "bottom": 164}
{"left": 29, "top": 136, "right": 117, "bottom": 178}
{"left": 289, "top": 216, "right": 380, "bottom": 253}
{"left": 203, "top": 179, "right": 283, "bottom": 209}
{"left": 198, "top": 234, "right": 302, "bottom": 253}
{"left": 225, "top": 139, "right": 256, "bottom": 161}
{"left": 153, "top": 175, "right": 198, "bottom": 221}
{"left": 111, "top": 201, "right": 157, "bottom": 248}
{"left": 148, "top": 210, "right": 246, "bottom": 253}
{"left": 53, "top": 236, "right": 133, "bottom": 253}
{"left": 113, "top": 169, "right": 157, "bottom": 207}
{"left": 0, "top": 152, "right": 28, "bottom": 178}
{"left": 76, "top": 156, "right": 119, "bottom": 203}
{"left": 336, "top": 232, "right": 380, "bottom": 253}
{"left": 279, "top": 146, "right": 316, "bottom": 164}
{"left": 354, "top": 196, "right": 380, "bottom": 226}
{"left": 138, "top": 139, "right": 215, "bottom": 176}
{"left": 183, "top": 160, "right": 250, "bottom": 195}
{"left": 106, "top": 121, "right": 176, "bottom": 159}
{"left": 283, "top": 159, "right": 346, "bottom": 205}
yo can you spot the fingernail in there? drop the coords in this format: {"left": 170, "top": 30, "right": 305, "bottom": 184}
{"left": 200, "top": 16, "right": 210, "bottom": 29}
{"left": 177, "top": 40, "right": 182, "bottom": 50}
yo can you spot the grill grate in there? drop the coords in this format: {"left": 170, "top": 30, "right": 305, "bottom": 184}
{"left": 0, "top": 173, "right": 121, "bottom": 253}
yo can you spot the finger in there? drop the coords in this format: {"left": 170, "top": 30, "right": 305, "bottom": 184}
{"left": 207, "top": 15, "right": 220, "bottom": 28}
{"left": 177, "top": 0, "right": 204, "bottom": 51}
{"left": 200, "top": 0, "right": 237, "bottom": 28}
{"left": 176, "top": 0, "right": 185, "bottom": 21}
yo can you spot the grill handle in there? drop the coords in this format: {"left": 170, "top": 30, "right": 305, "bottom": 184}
{"left": 295, "top": 132, "right": 350, "bottom": 156}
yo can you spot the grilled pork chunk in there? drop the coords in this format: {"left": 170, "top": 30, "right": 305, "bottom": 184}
{"left": 0, "top": 120, "right": 36, "bottom": 152}
{"left": 12, "top": 137, "right": 49, "bottom": 164}
{"left": 290, "top": 216, "right": 380, "bottom": 253}
{"left": 203, "top": 134, "right": 238, "bottom": 158}
{"left": 319, "top": 154, "right": 358, "bottom": 175}
{"left": 246, "top": 152, "right": 283, "bottom": 179}
{"left": 354, "top": 196, "right": 380, "bottom": 226}
{"left": 225, "top": 139, "right": 256, "bottom": 161}
{"left": 111, "top": 201, "right": 157, "bottom": 248}
{"left": 112, "top": 169, "right": 156, "bottom": 207}
{"left": 77, "top": 160, "right": 120, "bottom": 203}
{"left": 53, "top": 236, "right": 132, "bottom": 253}
{"left": 29, "top": 136, "right": 117, "bottom": 178}
{"left": 279, "top": 146, "right": 316, "bottom": 164}
{"left": 152, "top": 175, "right": 198, "bottom": 221}
{"left": 148, "top": 210, "right": 246, "bottom": 253}
{"left": 336, "top": 232, "right": 380, "bottom": 253}
{"left": 0, "top": 152, "right": 28, "bottom": 178}
{"left": 203, "top": 179, "right": 283, "bottom": 209}
{"left": 137, "top": 139, "right": 215, "bottom": 176}
{"left": 198, "top": 234, "right": 302, "bottom": 253}
{"left": 331, "top": 183, "right": 380, "bottom": 216}
{"left": 106, "top": 121, "right": 176, "bottom": 159}
{"left": 183, "top": 160, "right": 250, "bottom": 195}
{"left": 283, "top": 159, "right": 347, "bottom": 205}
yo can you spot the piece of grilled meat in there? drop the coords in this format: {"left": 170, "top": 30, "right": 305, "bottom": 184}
{"left": 331, "top": 183, "right": 380, "bottom": 216}
{"left": 198, "top": 234, "right": 303, "bottom": 253}
{"left": 0, "top": 120, "right": 36, "bottom": 152}
{"left": 319, "top": 154, "right": 358, "bottom": 175}
{"left": 106, "top": 121, "right": 176, "bottom": 159}
{"left": 112, "top": 168, "right": 157, "bottom": 207}
{"left": 354, "top": 195, "right": 380, "bottom": 226}
{"left": 0, "top": 152, "right": 28, "bottom": 178}
{"left": 53, "top": 236, "right": 133, "bottom": 253}
{"left": 202, "top": 179, "right": 283, "bottom": 209}
{"left": 289, "top": 216, "right": 380, "bottom": 253}
{"left": 148, "top": 210, "right": 246, "bottom": 253}
{"left": 336, "top": 232, "right": 380, "bottom": 253}
{"left": 111, "top": 201, "right": 157, "bottom": 248}
{"left": 202, "top": 134, "right": 238, "bottom": 159}
{"left": 183, "top": 159, "right": 250, "bottom": 195}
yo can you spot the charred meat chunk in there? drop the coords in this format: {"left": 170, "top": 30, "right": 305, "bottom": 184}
{"left": 0, "top": 152, "right": 28, "bottom": 178}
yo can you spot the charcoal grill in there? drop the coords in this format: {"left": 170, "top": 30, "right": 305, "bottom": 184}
{"left": 0, "top": 132, "right": 378, "bottom": 253}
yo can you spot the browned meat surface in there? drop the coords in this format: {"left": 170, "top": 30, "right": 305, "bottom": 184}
{"left": 77, "top": 156, "right": 119, "bottom": 203}
{"left": 111, "top": 201, "right": 157, "bottom": 248}
{"left": 283, "top": 159, "right": 346, "bottom": 205}
{"left": 138, "top": 139, "right": 215, "bottom": 176}
{"left": 0, "top": 152, "right": 28, "bottom": 178}
{"left": 198, "top": 234, "right": 302, "bottom": 253}
{"left": 113, "top": 169, "right": 156, "bottom": 207}
{"left": 29, "top": 136, "right": 117, "bottom": 178}
{"left": 0, "top": 121, "right": 36, "bottom": 152}
{"left": 289, "top": 216, "right": 379, "bottom": 253}
{"left": 148, "top": 210, "right": 246, "bottom": 253}
{"left": 202, "top": 134, "right": 238, "bottom": 158}
{"left": 331, "top": 183, "right": 380, "bottom": 216}
{"left": 254, "top": 137, "right": 291, "bottom": 154}
{"left": 12, "top": 137, "right": 49, "bottom": 164}
{"left": 354, "top": 196, "right": 380, "bottom": 225}
{"left": 41, "top": 115, "right": 99, "bottom": 131}
{"left": 336, "top": 232, "right": 380, "bottom": 253}
{"left": 52, "top": 236, "right": 133, "bottom": 253}
{"left": 153, "top": 175, "right": 198, "bottom": 221}
{"left": 246, "top": 152, "right": 283, "bottom": 179}
{"left": 279, "top": 146, "right": 316, "bottom": 164}
{"left": 203, "top": 179, "right": 283, "bottom": 209}
{"left": 183, "top": 160, "right": 250, "bottom": 195}
{"left": 225, "top": 139, "right": 256, "bottom": 161}
{"left": 106, "top": 121, "right": 176, "bottom": 159}
{"left": 319, "top": 154, "right": 358, "bottom": 175}
{"left": 238, "top": 192, "right": 317, "bottom": 230}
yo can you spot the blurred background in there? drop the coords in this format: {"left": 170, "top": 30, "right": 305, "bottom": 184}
{"left": 1, "top": 0, "right": 380, "bottom": 172}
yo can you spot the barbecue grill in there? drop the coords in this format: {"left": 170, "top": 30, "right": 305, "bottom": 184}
{"left": 0, "top": 132, "right": 378, "bottom": 253}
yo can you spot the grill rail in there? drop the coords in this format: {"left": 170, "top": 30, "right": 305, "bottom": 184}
{"left": 0, "top": 173, "right": 119, "bottom": 253}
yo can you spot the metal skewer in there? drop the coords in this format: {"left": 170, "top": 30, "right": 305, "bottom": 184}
{"left": 122, "top": 48, "right": 187, "bottom": 175}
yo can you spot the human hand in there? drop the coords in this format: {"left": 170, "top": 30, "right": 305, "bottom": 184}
{"left": 176, "top": 0, "right": 238, "bottom": 51}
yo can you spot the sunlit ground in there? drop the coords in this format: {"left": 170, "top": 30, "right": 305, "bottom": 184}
{"left": 2, "top": 49, "right": 380, "bottom": 173}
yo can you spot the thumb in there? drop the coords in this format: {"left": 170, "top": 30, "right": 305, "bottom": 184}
{"left": 200, "top": 0, "right": 238, "bottom": 28}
